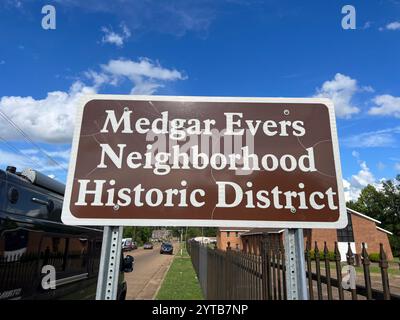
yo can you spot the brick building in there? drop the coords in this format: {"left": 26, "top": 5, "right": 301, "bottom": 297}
{"left": 216, "top": 228, "right": 249, "bottom": 251}
{"left": 307, "top": 208, "right": 393, "bottom": 261}
{"left": 241, "top": 228, "right": 284, "bottom": 256}
{"left": 151, "top": 229, "right": 172, "bottom": 242}
{"left": 217, "top": 207, "right": 394, "bottom": 261}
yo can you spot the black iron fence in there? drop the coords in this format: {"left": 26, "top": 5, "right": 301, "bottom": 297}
{"left": 187, "top": 237, "right": 400, "bottom": 300}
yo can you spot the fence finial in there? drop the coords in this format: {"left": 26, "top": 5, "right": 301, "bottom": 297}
{"left": 379, "top": 243, "right": 388, "bottom": 267}
{"left": 305, "top": 241, "right": 310, "bottom": 257}
{"left": 361, "top": 243, "right": 370, "bottom": 265}
{"left": 323, "top": 241, "right": 329, "bottom": 256}
{"left": 333, "top": 241, "right": 345, "bottom": 300}
{"left": 314, "top": 241, "right": 319, "bottom": 257}
{"left": 346, "top": 242, "right": 354, "bottom": 265}
{"left": 379, "top": 243, "right": 391, "bottom": 300}
{"left": 334, "top": 242, "right": 340, "bottom": 261}
{"left": 361, "top": 242, "right": 373, "bottom": 300}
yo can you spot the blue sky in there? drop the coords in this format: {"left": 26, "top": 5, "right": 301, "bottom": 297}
{"left": 0, "top": 0, "right": 399, "bottom": 201}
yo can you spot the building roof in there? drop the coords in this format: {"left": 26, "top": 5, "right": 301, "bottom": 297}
{"left": 218, "top": 207, "right": 392, "bottom": 236}
{"left": 219, "top": 227, "right": 251, "bottom": 232}
{"left": 376, "top": 226, "right": 393, "bottom": 235}
{"left": 241, "top": 228, "right": 285, "bottom": 236}
{"left": 347, "top": 208, "right": 394, "bottom": 235}
{"left": 347, "top": 207, "right": 381, "bottom": 224}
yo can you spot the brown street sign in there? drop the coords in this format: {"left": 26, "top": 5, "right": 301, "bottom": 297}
{"left": 61, "top": 95, "right": 347, "bottom": 228}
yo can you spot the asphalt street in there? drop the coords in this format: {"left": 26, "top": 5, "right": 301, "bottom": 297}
{"left": 124, "top": 243, "right": 176, "bottom": 300}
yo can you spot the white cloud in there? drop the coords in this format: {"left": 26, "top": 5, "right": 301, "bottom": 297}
{"left": 343, "top": 126, "right": 400, "bottom": 148}
{"left": 351, "top": 161, "right": 375, "bottom": 188}
{"left": 314, "top": 73, "right": 361, "bottom": 118}
{"left": 383, "top": 21, "right": 400, "bottom": 31}
{"left": 343, "top": 179, "right": 359, "bottom": 202}
{"left": 0, "top": 149, "right": 37, "bottom": 172}
{"left": 0, "top": 81, "right": 95, "bottom": 143}
{"left": 101, "top": 23, "right": 131, "bottom": 47}
{"left": 87, "top": 57, "right": 186, "bottom": 95}
{"left": 0, "top": 57, "right": 186, "bottom": 143}
{"left": 368, "top": 94, "right": 400, "bottom": 118}
{"left": 395, "top": 163, "right": 400, "bottom": 172}
{"left": 343, "top": 161, "right": 380, "bottom": 201}
{"left": 101, "top": 58, "right": 184, "bottom": 81}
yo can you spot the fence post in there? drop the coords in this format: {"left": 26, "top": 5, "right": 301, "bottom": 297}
{"left": 261, "top": 238, "right": 272, "bottom": 300}
{"left": 305, "top": 241, "right": 314, "bottom": 300}
{"left": 314, "top": 242, "right": 323, "bottom": 300}
{"left": 334, "top": 242, "right": 344, "bottom": 300}
{"left": 379, "top": 243, "right": 391, "bottom": 300}
{"left": 225, "top": 242, "right": 231, "bottom": 300}
{"left": 284, "top": 229, "right": 308, "bottom": 300}
{"left": 361, "top": 242, "right": 372, "bottom": 300}
{"left": 323, "top": 242, "right": 333, "bottom": 300}
{"left": 199, "top": 243, "right": 208, "bottom": 299}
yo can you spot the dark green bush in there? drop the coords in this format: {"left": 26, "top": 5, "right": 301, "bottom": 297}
{"left": 307, "top": 250, "right": 336, "bottom": 261}
{"left": 368, "top": 253, "right": 380, "bottom": 262}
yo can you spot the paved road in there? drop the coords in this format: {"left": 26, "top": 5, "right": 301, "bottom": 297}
{"left": 124, "top": 243, "right": 176, "bottom": 300}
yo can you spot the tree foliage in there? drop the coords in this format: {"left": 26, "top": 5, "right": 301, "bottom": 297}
{"left": 347, "top": 175, "right": 400, "bottom": 257}
{"left": 121, "top": 226, "right": 217, "bottom": 246}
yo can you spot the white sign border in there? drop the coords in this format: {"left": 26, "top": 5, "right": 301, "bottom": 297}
{"left": 61, "top": 95, "right": 348, "bottom": 229}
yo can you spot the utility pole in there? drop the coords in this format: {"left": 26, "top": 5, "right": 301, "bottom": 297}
{"left": 180, "top": 229, "right": 183, "bottom": 256}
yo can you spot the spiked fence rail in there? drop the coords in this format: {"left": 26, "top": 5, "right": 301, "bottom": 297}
{"left": 187, "top": 237, "right": 400, "bottom": 300}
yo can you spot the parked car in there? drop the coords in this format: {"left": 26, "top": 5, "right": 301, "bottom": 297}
{"left": 143, "top": 242, "right": 153, "bottom": 249}
{"left": 160, "top": 242, "right": 173, "bottom": 254}
{"left": 122, "top": 238, "right": 137, "bottom": 251}
{"left": 0, "top": 166, "right": 134, "bottom": 300}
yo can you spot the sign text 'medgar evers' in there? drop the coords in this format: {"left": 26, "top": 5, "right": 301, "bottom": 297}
{"left": 62, "top": 96, "right": 347, "bottom": 227}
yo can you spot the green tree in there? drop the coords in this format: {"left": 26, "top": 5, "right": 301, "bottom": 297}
{"left": 347, "top": 175, "right": 400, "bottom": 257}
{"left": 123, "top": 226, "right": 134, "bottom": 238}
{"left": 380, "top": 176, "right": 400, "bottom": 256}
{"left": 347, "top": 184, "right": 387, "bottom": 221}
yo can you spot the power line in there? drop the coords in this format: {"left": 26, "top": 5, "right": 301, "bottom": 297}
{"left": 0, "top": 110, "right": 67, "bottom": 172}
{"left": 0, "top": 135, "right": 44, "bottom": 169}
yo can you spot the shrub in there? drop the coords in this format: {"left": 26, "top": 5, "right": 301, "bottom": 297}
{"left": 368, "top": 253, "right": 380, "bottom": 262}
{"left": 308, "top": 250, "right": 336, "bottom": 261}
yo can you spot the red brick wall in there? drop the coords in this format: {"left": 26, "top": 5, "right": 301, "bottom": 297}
{"left": 351, "top": 214, "right": 393, "bottom": 260}
{"left": 217, "top": 230, "right": 246, "bottom": 251}
{"left": 308, "top": 228, "right": 338, "bottom": 251}
{"left": 309, "top": 214, "right": 393, "bottom": 260}
{"left": 216, "top": 213, "right": 395, "bottom": 260}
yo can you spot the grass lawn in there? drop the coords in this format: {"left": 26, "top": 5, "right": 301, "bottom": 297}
{"left": 156, "top": 248, "right": 203, "bottom": 300}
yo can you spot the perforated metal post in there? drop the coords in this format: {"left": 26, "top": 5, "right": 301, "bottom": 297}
{"left": 96, "top": 226, "right": 123, "bottom": 300}
{"left": 284, "top": 229, "right": 308, "bottom": 300}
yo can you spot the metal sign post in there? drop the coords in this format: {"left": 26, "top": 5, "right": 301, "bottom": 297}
{"left": 96, "top": 226, "right": 123, "bottom": 300}
{"left": 285, "top": 229, "right": 308, "bottom": 300}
